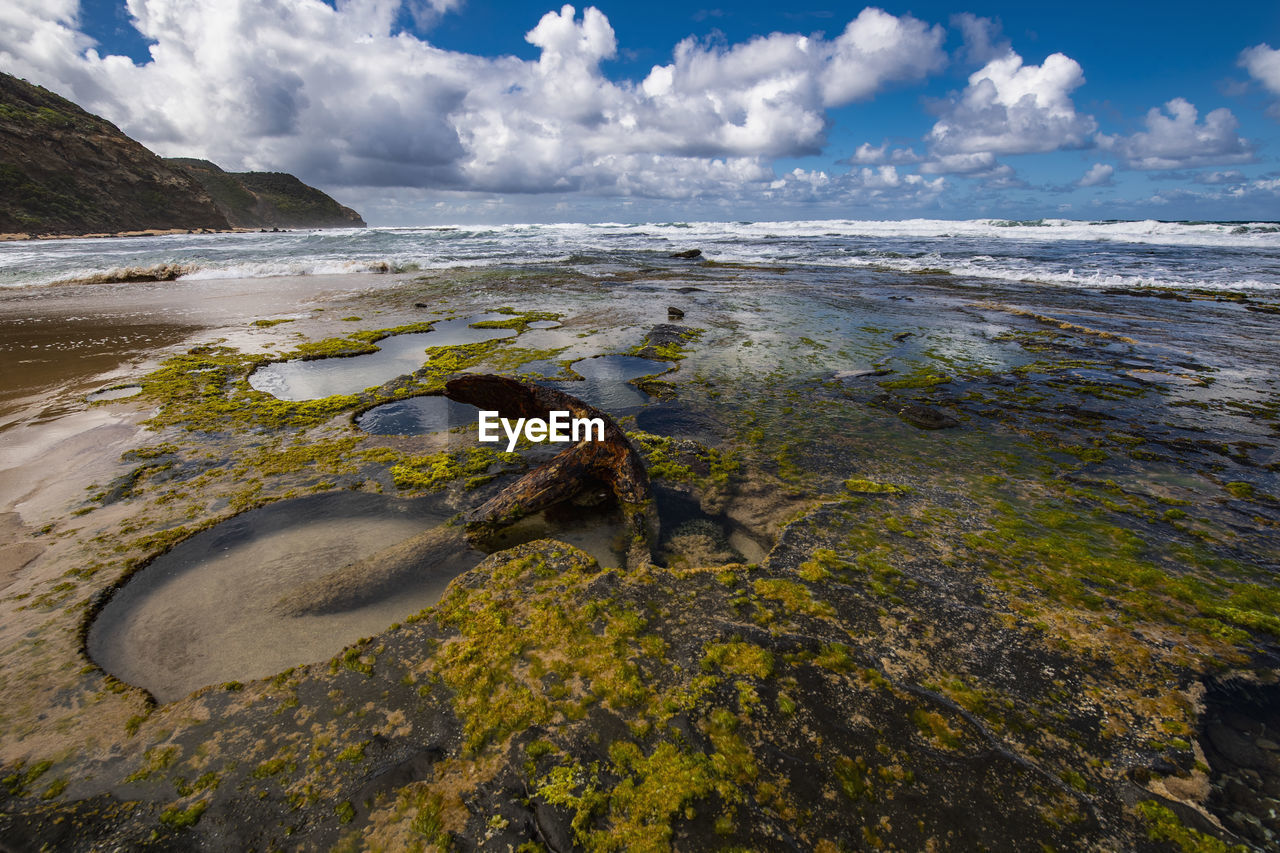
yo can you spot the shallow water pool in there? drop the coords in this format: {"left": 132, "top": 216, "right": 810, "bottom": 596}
{"left": 87, "top": 491, "right": 482, "bottom": 702}
{"left": 249, "top": 315, "right": 516, "bottom": 401}
{"left": 548, "top": 354, "right": 673, "bottom": 413}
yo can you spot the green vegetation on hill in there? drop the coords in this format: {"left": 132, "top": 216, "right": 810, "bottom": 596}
{"left": 0, "top": 73, "right": 364, "bottom": 236}
{"left": 165, "top": 159, "right": 366, "bottom": 229}
{"left": 0, "top": 73, "right": 229, "bottom": 235}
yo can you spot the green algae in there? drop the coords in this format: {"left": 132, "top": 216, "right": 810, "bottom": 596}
{"left": 159, "top": 800, "right": 207, "bottom": 829}
{"left": 702, "top": 641, "right": 774, "bottom": 679}
{"left": 631, "top": 327, "right": 703, "bottom": 362}
{"left": 752, "top": 578, "right": 835, "bottom": 619}
{"left": 138, "top": 313, "right": 558, "bottom": 434}
{"left": 388, "top": 446, "right": 522, "bottom": 492}
{"left": 469, "top": 309, "right": 560, "bottom": 332}
{"left": 966, "top": 497, "right": 1280, "bottom": 646}
{"left": 2, "top": 759, "right": 53, "bottom": 796}
{"left": 626, "top": 431, "right": 739, "bottom": 493}
{"left": 139, "top": 345, "right": 364, "bottom": 433}
{"left": 432, "top": 549, "right": 651, "bottom": 753}
{"left": 126, "top": 746, "right": 180, "bottom": 782}
{"left": 1136, "top": 801, "right": 1247, "bottom": 853}
{"left": 843, "top": 478, "right": 911, "bottom": 495}
{"left": 879, "top": 367, "right": 950, "bottom": 390}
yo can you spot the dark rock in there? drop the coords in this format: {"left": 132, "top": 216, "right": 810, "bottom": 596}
{"left": 670, "top": 249, "right": 702, "bottom": 259}
{"left": 892, "top": 331, "right": 913, "bottom": 342}
{"left": 674, "top": 286, "right": 704, "bottom": 293}
{"left": 632, "top": 323, "right": 695, "bottom": 360}
{"left": 1208, "top": 720, "right": 1270, "bottom": 772}
{"left": 897, "top": 403, "right": 960, "bottom": 430}
{"left": 532, "top": 800, "right": 577, "bottom": 852}
{"left": 668, "top": 306, "right": 685, "bottom": 321}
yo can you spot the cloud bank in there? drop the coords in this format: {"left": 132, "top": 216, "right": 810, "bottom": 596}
{"left": 0, "top": 2, "right": 1270, "bottom": 220}
{"left": 0, "top": 0, "right": 946, "bottom": 206}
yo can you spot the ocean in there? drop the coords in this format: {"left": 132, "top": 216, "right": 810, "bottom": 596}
{"left": 1, "top": 218, "right": 1278, "bottom": 292}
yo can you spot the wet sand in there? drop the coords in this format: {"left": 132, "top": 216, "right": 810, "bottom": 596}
{"left": 0, "top": 272, "right": 416, "bottom": 426}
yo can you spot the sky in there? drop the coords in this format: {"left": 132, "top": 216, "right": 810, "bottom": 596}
{"left": 2, "top": 0, "right": 1279, "bottom": 224}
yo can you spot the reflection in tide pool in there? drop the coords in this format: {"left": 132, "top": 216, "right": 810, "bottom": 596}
{"left": 549, "top": 355, "right": 673, "bottom": 413}
{"left": 357, "top": 395, "right": 482, "bottom": 435}
{"left": 249, "top": 315, "right": 515, "bottom": 401}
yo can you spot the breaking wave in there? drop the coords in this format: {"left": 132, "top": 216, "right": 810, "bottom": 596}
{"left": 1, "top": 219, "right": 1276, "bottom": 291}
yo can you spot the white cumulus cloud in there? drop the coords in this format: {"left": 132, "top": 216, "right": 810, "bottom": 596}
{"left": 856, "top": 47, "right": 1097, "bottom": 183}
{"left": 1097, "top": 98, "right": 1255, "bottom": 170}
{"left": 1240, "top": 43, "right": 1280, "bottom": 95}
{"left": 0, "top": 0, "right": 950, "bottom": 210}
{"left": 845, "top": 142, "right": 922, "bottom": 165}
{"left": 1077, "top": 163, "right": 1114, "bottom": 187}
{"left": 926, "top": 50, "right": 1096, "bottom": 157}
{"left": 1241, "top": 43, "right": 1280, "bottom": 119}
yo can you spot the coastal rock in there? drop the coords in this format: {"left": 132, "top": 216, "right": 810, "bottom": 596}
{"left": 669, "top": 249, "right": 702, "bottom": 259}
{"left": 667, "top": 305, "right": 685, "bottom": 321}
{"left": 898, "top": 402, "right": 960, "bottom": 430}
{"left": 634, "top": 323, "right": 694, "bottom": 357}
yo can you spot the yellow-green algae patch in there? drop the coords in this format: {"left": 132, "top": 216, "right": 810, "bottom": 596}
{"left": 137, "top": 312, "right": 563, "bottom": 433}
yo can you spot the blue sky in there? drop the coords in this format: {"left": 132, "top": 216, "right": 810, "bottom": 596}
{"left": 6, "top": 1, "right": 1280, "bottom": 223}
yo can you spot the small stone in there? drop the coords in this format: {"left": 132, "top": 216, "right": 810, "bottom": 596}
{"left": 669, "top": 248, "right": 702, "bottom": 259}
{"left": 668, "top": 306, "right": 685, "bottom": 321}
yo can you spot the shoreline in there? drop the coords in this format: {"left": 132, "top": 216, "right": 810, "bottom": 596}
{"left": 0, "top": 224, "right": 362, "bottom": 243}
{"left": 0, "top": 226, "right": 257, "bottom": 243}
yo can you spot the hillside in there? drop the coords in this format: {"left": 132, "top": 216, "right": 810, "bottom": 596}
{"left": 0, "top": 74, "right": 230, "bottom": 236}
{"left": 0, "top": 73, "right": 364, "bottom": 236}
{"left": 165, "top": 159, "right": 365, "bottom": 229}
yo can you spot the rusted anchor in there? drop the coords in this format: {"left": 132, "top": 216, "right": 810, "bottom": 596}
{"left": 444, "top": 374, "right": 656, "bottom": 568}
{"left": 273, "top": 376, "right": 654, "bottom": 617}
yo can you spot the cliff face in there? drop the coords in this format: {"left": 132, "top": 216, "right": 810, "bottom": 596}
{"left": 0, "top": 74, "right": 230, "bottom": 235}
{"left": 0, "top": 73, "right": 365, "bottom": 236}
{"left": 165, "top": 159, "right": 366, "bottom": 229}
